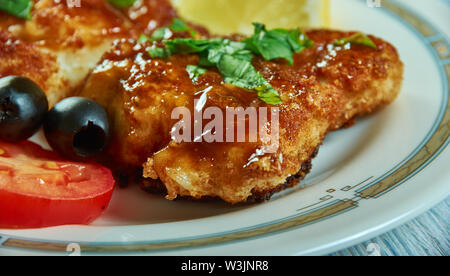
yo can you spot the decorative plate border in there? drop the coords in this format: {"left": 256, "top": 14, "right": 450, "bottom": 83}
{"left": 0, "top": 0, "right": 449, "bottom": 254}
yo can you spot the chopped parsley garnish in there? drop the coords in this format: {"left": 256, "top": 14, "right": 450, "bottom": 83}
{"left": 186, "top": 65, "right": 207, "bottom": 82}
{"left": 334, "top": 32, "right": 377, "bottom": 49}
{"left": 170, "top": 18, "right": 198, "bottom": 37}
{"left": 107, "top": 0, "right": 137, "bottom": 8}
{"left": 140, "top": 23, "right": 314, "bottom": 105}
{"left": 146, "top": 27, "right": 173, "bottom": 41}
{"left": 161, "top": 37, "right": 282, "bottom": 105}
{"left": 244, "top": 23, "right": 314, "bottom": 65}
{"left": 217, "top": 54, "right": 281, "bottom": 105}
{"left": 0, "top": 0, "right": 33, "bottom": 19}
{"left": 139, "top": 18, "right": 198, "bottom": 43}
{"left": 165, "top": 38, "right": 217, "bottom": 54}
{"left": 147, "top": 45, "right": 172, "bottom": 59}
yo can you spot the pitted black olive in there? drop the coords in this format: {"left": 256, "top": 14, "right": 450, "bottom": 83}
{"left": 0, "top": 76, "right": 48, "bottom": 142}
{"left": 44, "top": 97, "right": 110, "bottom": 160}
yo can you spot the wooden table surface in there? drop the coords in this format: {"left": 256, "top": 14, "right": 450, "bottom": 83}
{"left": 330, "top": 197, "right": 449, "bottom": 256}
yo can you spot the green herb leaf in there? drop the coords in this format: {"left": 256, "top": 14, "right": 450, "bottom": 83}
{"left": 138, "top": 34, "right": 151, "bottom": 44}
{"left": 217, "top": 54, "right": 282, "bottom": 105}
{"left": 186, "top": 65, "right": 207, "bottom": 82}
{"left": 245, "top": 23, "right": 293, "bottom": 65}
{"left": 286, "top": 29, "right": 314, "bottom": 53}
{"left": 169, "top": 18, "right": 198, "bottom": 37}
{"left": 152, "top": 27, "right": 173, "bottom": 41}
{"left": 138, "top": 28, "right": 172, "bottom": 42}
{"left": 165, "top": 38, "right": 220, "bottom": 54}
{"left": 107, "top": 0, "right": 136, "bottom": 8}
{"left": 245, "top": 23, "right": 313, "bottom": 65}
{"left": 147, "top": 46, "right": 172, "bottom": 58}
{"left": 170, "top": 18, "right": 190, "bottom": 32}
{"left": 334, "top": 32, "right": 377, "bottom": 49}
{"left": 0, "top": 0, "right": 33, "bottom": 19}
{"left": 205, "top": 40, "right": 252, "bottom": 64}
{"left": 144, "top": 18, "right": 198, "bottom": 42}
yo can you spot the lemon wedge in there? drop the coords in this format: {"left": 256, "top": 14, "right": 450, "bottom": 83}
{"left": 171, "top": 0, "right": 330, "bottom": 35}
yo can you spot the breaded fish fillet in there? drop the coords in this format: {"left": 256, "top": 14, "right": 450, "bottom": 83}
{"left": 79, "top": 30, "right": 403, "bottom": 203}
{"left": 0, "top": 0, "right": 178, "bottom": 106}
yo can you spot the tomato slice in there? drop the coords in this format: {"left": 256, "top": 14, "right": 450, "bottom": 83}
{"left": 0, "top": 140, "right": 115, "bottom": 229}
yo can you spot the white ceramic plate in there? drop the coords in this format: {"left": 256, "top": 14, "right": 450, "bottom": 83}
{"left": 0, "top": 0, "right": 448, "bottom": 256}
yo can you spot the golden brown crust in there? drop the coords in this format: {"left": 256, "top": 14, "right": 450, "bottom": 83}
{"left": 0, "top": 0, "right": 128, "bottom": 105}
{"left": 0, "top": 0, "right": 135, "bottom": 49}
{"left": 80, "top": 29, "right": 403, "bottom": 203}
{"left": 0, "top": 31, "right": 59, "bottom": 93}
{"left": 0, "top": 0, "right": 179, "bottom": 106}
{"left": 139, "top": 147, "right": 319, "bottom": 203}
{"left": 124, "top": 0, "right": 179, "bottom": 35}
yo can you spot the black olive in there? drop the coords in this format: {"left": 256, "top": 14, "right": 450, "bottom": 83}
{"left": 44, "top": 97, "right": 110, "bottom": 160}
{"left": 0, "top": 76, "right": 49, "bottom": 142}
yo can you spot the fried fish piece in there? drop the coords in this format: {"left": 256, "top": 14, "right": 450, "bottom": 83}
{"left": 0, "top": 0, "right": 179, "bottom": 106}
{"left": 79, "top": 29, "right": 403, "bottom": 203}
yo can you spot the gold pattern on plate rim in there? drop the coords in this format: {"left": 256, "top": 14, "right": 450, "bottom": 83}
{"left": 1, "top": 0, "right": 449, "bottom": 253}
{"left": 2, "top": 200, "right": 358, "bottom": 253}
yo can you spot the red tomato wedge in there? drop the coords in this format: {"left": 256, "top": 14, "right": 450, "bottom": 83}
{"left": 0, "top": 140, "right": 115, "bottom": 229}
